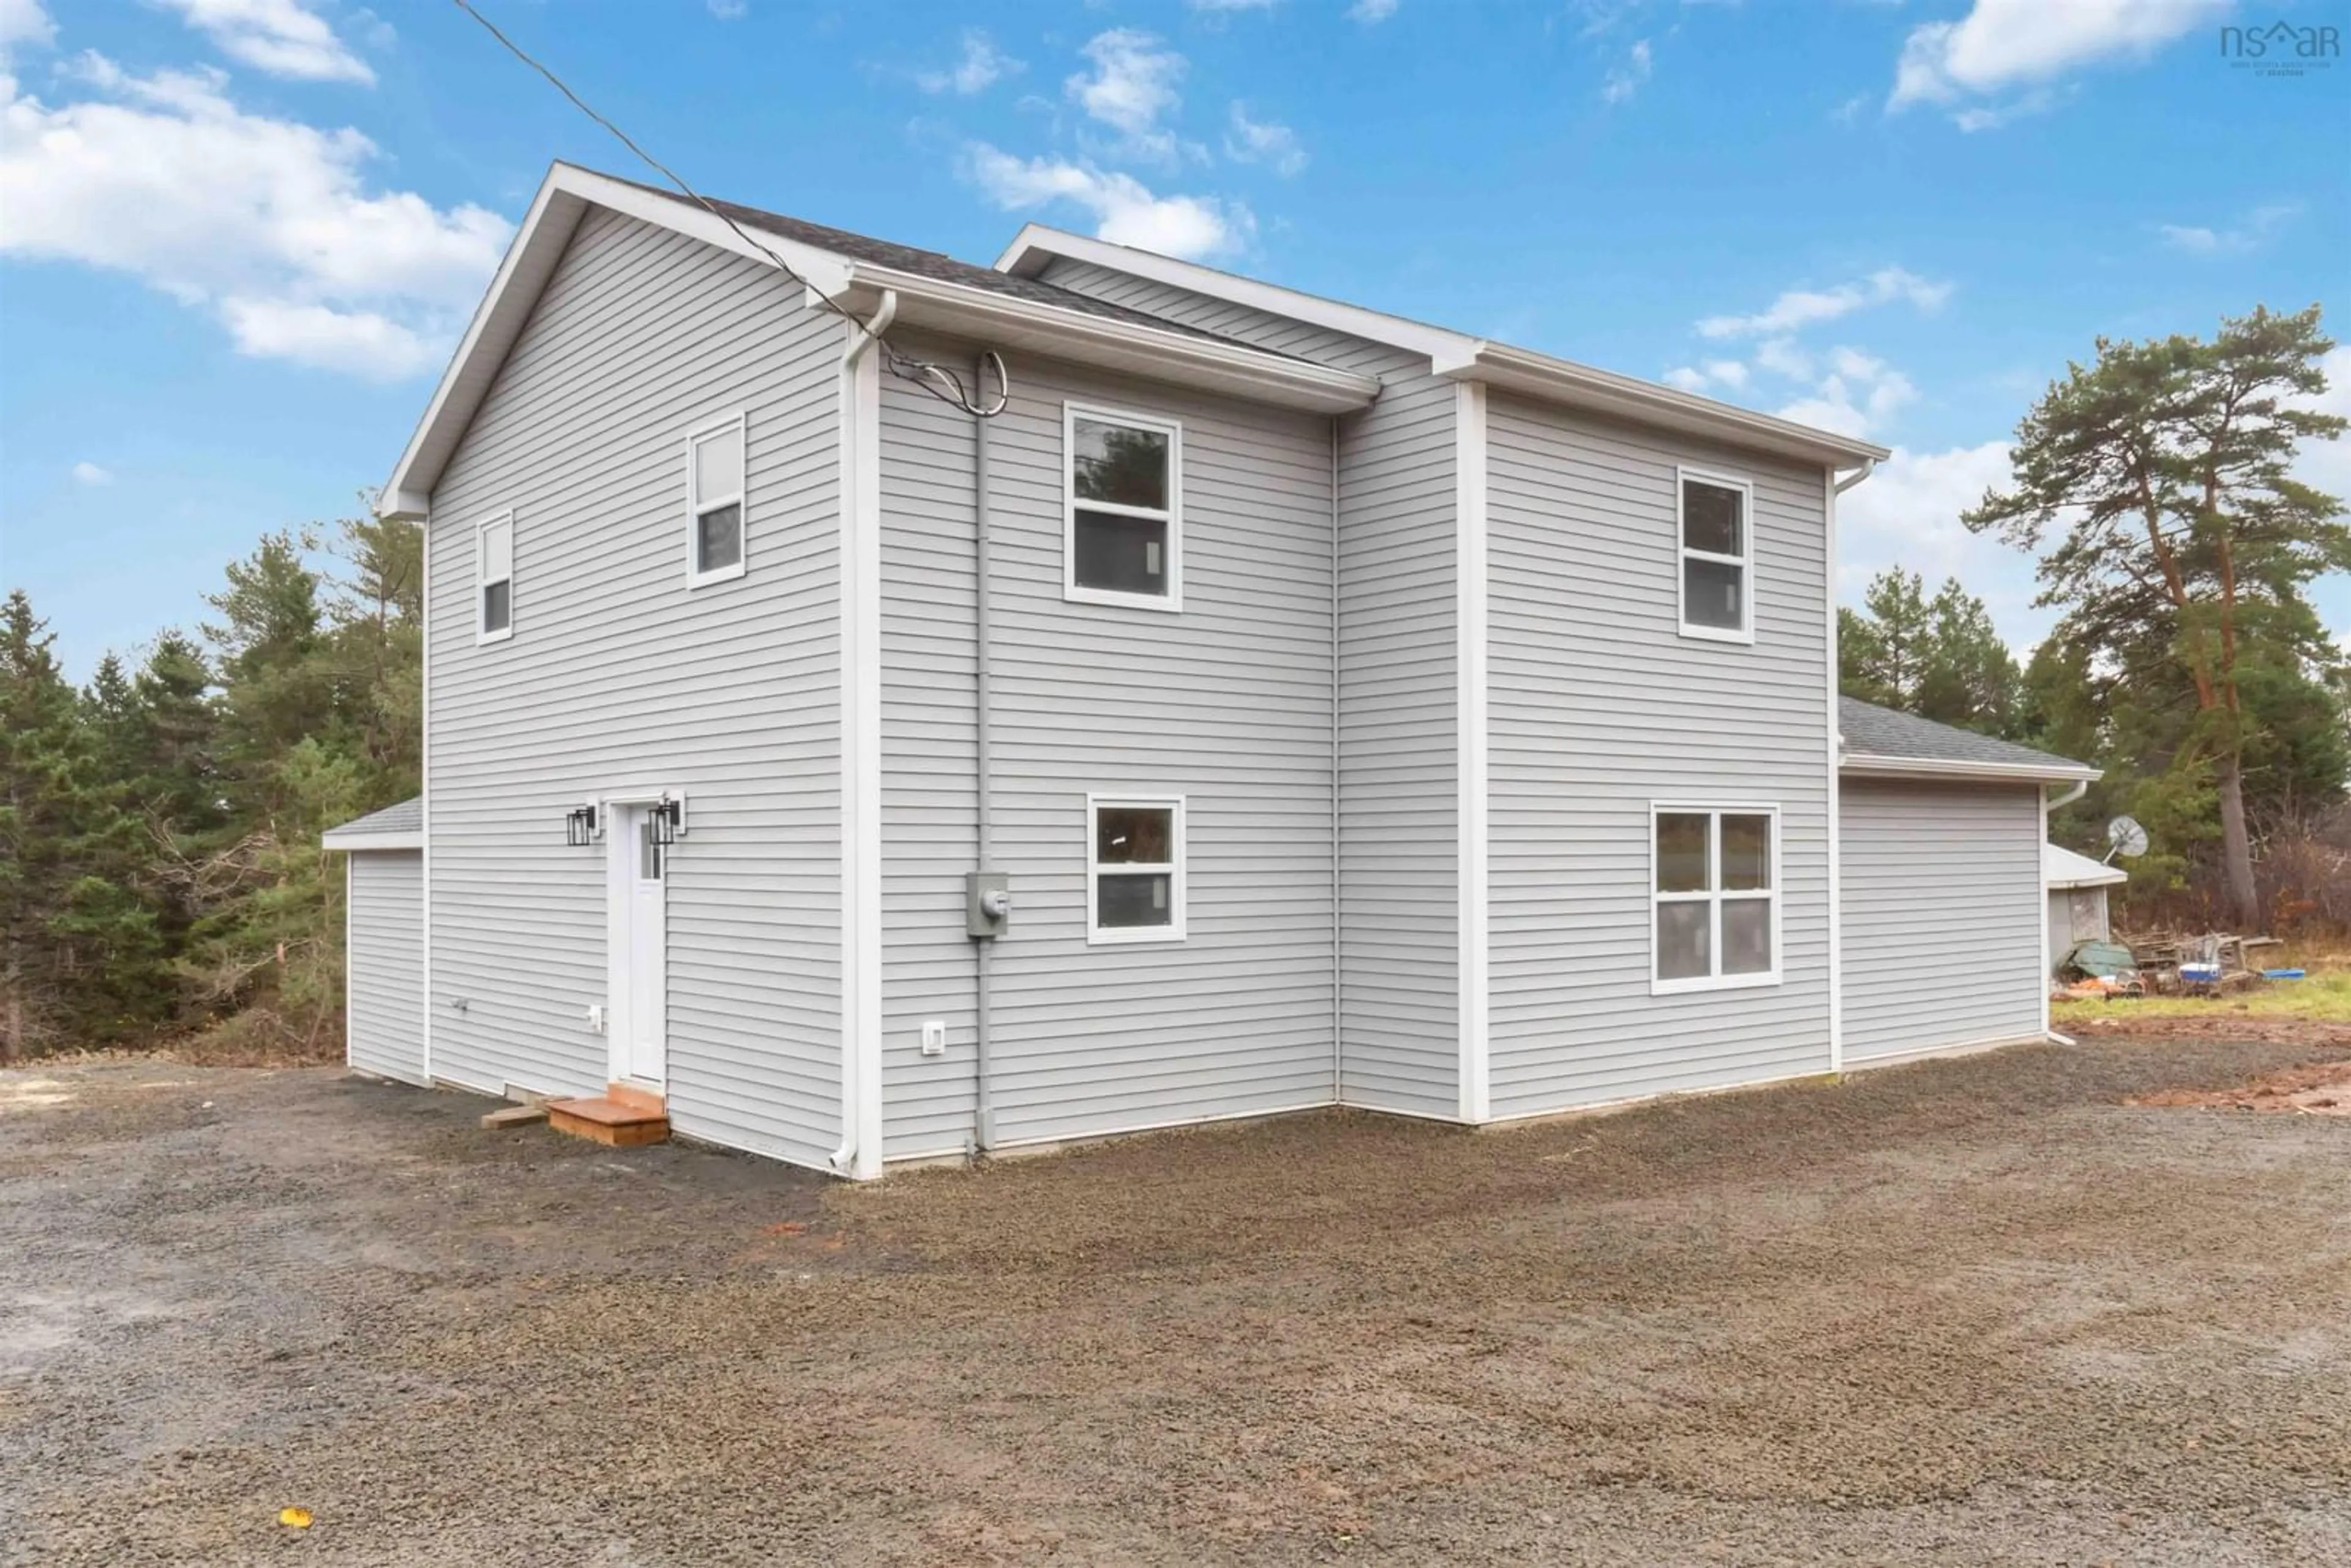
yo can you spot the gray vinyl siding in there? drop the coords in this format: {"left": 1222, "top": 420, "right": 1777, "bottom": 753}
{"left": 1842, "top": 779, "right": 2044, "bottom": 1062}
{"left": 876, "top": 329, "right": 1338, "bottom": 1157}
{"left": 345, "top": 850, "right": 425, "bottom": 1086}
{"left": 1033, "top": 260, "right": 1464, "bottom": 1119}
{"left": 1484, "top": 394, "right": 1835, "bottom": 1116}
{"left": 426, "top": 207, "right": 844, "bottom": 1168}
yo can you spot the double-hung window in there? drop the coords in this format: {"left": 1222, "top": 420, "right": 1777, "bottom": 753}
{"left": 476, "top": 512, "right": 514, "bottom": 644}
{"left": 1066, "top": 404, "right": 1180, "bottom": 610}
{"left": 689, "top": 413, "right": 746, "bottom": 586}
{"left": 1087, "top": 795, "right": 1185, "bottom": 943}
{"left": 1678, "top": 468, "right": 1752, "bottom": 642}
{"left": 1652, "top": 805, "right": 1780, "bottom": 992}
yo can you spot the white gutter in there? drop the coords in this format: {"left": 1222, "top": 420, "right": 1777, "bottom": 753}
{"left": 2045, "top": 779, "right": 2090, "bottom": 809}
{"left": 321, "top": 831, "right": 425, "bottom": 852}
{"left": 1430, "top": 342, "right": 1890, "bottom": 471}
{"left": 819, "top": 269, "right": 1381, "bottom": 415}
{"left": 1834, "top": 457, "right": 1878, "bottom": 493}
{"left": 830, "top": 290, "right": 896, "bottom": 1180}
{"left": 1840, "top": 756, "right": 2102, "bottom": 786}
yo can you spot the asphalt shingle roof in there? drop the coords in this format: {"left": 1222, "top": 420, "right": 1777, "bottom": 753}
{"left": 614, "top": 176, "right": 1280, "bottom": 357}
{"left": 325, "top": 797, "right": 421, "bottom": 838}
{"left": 1839, "top": 696, "right": 2091, "bottom": 775}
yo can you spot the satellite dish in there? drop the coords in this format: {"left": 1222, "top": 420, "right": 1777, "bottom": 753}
{"left": 2104, "top": 814, "right": 2149, "bottom": 863}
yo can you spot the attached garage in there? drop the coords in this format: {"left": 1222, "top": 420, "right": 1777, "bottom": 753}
{"left": 324, "top": 799, "right": 427, "bottom": 1087}
{"left": 1837, "top": 700, "right": 2099, "bottom": 1069}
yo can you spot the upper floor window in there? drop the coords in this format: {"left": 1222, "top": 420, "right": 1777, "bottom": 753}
{"left": 1678, "top": 468, "right": 1752, "bottom": 643}
{"left": 1087, "top": 795, "right": 1186, "bottom": 943}
{"left": 1652, "top": 804, "right": 1780, "bottom": 994}
{"left": 476, "top": 512, "right": 513, "bottom": 644}
{"left": 1066, "top": 403, "right": 1181, "bottom": 611}
{"left": 689, "top": 413, "right": 746, "bottom": 587}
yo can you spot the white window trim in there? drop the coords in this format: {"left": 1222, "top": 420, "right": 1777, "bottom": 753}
{"left": 1649, "top": 801, "right": 1782, "bottom": 995}
{"left": 1086, "top": 793, "right": 1187, "bottom": 945}
{"left": 1676, "top": 465, "right": 1755, "bottom": 645}
{"left": 1063, "top": 401, "right": 1183, "bottom": 613}
{"left": 474, "top": 510, "right": 514, "bottom": 646}
{"left": 687, "top": 410, "right": 748, "bottom": 589}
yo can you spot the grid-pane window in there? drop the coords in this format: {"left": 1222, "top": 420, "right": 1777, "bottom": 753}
{"left": 1067, "top": 408, "right": 1179, "bottom": 608}
{"left": 1088, "top": 797, "right": 1185, "bottom": 943}
{"left": 689, "top": 416, "right": 746, "bottom": 583}
{"left": 476, "top": 514, "right": 513, "bottom": 643}
{"left": 1652, "top": 806, "right": 1779, "bottom": 990}
{"left": 1679, "top": 471, "right": 1751, "bottom": 640}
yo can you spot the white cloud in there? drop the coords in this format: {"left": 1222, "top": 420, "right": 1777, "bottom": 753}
{"left": 71, "top": 460, "right": 112, "bottom": 486}
{"left": 1777, "top": 346, "right": 1918, "bottom": 440}
{"left": 1349, "top": 0, "right": 1400, "bottom": 21}
{"left": 707, "top": 0, "right": 748, "bottom": 17}
{"left": 1224, "top": 102, "right": 1305, "bottom": 175}
{"left": 1660, "top": 358, "right": 1750, "bottom": 394}
{"left": 156, "top": 0, "right": 376, "bottom": 85}
{"left": 1755, "top": 337, "right": 1813, "bottom": 379}
{"left": 917, "top": 29, "right": 1020, "bottom": 95}
{"left": 1837, "top": 439, "right": 2048, "bottom": 643}
{"left": 1189, "top": 0, "right": 1280, "bottom": 11}
{"left": 1601, "top": 38, "right": 1652, "bottom": 104}
{"left": 1697, "top": 267, "right": 1952, "bottom": 339}
{"left": 1067, "top": 29, "right": 1183, "bottom": 137}
{"left": 1890, "top": 0, "right": 2227, "bottom": 124}
{"left": 1, "top": 54, "right": 512, "bottom": 379}
{"left": 2159, "top": 201, "right": 2302, "bottom": 255}
{"left": 2291, "top": 344, "right": 2351, "bottom": 515}
{"left": 0, "top": 0, "right": 53, "bottom": 54}
{"left": 219, "top": 296, "right": 443, "bottom": 378}
{"left": 962, "top": 143, "right": 1251, "bottom": 259}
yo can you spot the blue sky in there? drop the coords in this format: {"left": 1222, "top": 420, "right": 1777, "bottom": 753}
{"left": 3, "top": 0, "right": 2345, "bottom": 677}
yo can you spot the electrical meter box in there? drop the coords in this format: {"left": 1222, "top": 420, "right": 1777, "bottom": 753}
{"left": 965, "top": 871, "right": 1010, "bottom": 939}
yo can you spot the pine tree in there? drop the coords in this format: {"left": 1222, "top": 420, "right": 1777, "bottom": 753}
{"left": 1967, "top": 304, "right": 2350, "bottom": 926}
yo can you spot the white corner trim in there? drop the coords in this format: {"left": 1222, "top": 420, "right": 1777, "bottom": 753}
{"left": 839, "top": 320, "right": 886, "bottom": 1180}
{"left": 1455, "top": 381, "right": 1490, "bottom": 1124}
{"left": 1823, "top": 468, "right": 1843, "bottom": 1076}
{"left": 419, "top": 504, "right": 433, "bottom": 1086}
{"left": 2037, "top": 786, "right": 2052, "bottom": 1040}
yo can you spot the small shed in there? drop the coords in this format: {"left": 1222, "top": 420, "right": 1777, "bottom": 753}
{"left": 323, "top": 798, "right": 426, "bottom": 1086}
{"left": 2045, "top": 843, "right": 2128, "bottom": 970}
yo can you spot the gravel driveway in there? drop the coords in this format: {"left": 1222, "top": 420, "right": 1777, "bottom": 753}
{"left": 3, "top": 1036, "right": 2348, "bottom": 1566}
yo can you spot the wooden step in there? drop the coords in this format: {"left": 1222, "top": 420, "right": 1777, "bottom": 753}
{"left": 546, "top": 1091, "right": 669, "bottom": 1148}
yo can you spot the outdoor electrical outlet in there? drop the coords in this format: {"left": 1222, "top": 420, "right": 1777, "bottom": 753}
{"left": 920, "top": 1020, "right": 947, "bottom": 1056}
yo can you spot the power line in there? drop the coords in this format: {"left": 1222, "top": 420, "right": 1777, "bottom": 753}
{"left": 448, "top": 0, "right": 1007, "bottom": 418}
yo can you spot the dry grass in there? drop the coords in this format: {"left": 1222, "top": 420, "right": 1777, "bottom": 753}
{"left": 2055, "top": 956, "right": 2351, "bottom": 1026}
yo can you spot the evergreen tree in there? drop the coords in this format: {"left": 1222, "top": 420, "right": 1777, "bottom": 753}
{"left": 1966, "top": 304, "right": 2350, "bottom": 926}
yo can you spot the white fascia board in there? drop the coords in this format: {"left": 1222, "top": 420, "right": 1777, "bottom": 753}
{"left": 376, "top": 163, "right": 858, "bottom": 516}
{"left": 1434, "top": 342, "right": 1891, "bottom": 471}
{"left": 995, "top": 224, "right": 1472, "bottom": 364}
{"left": 321, "top": 831, "right": 424, "bottom": 852}
{"left": 1840, "top": 755, "right": 2102, "bottom": 786}
{"left": 995, "top": 225, "right": 1890, "bottom": 471}
{"left": 825, "top": 269, "right": 1379, "bottom": 414}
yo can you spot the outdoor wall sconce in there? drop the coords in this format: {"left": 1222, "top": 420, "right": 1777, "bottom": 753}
{"left": 648, "top": 797, "right": 683, "bottom": 846}
{"left": 564, "top": 804, "right": 599, "bottom": 847}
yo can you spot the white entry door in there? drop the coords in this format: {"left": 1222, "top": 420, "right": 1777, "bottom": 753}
{"left": 607, "top": 803, "right": 668, "bottom": 1089}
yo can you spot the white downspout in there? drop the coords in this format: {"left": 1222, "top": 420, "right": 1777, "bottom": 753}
{"left": 2042, "top": 776, "right": 2087, "bottom": 1046}
{"left": 1834, "top": 457, "right": 1877, "bottom": 495}
{"left": 830, "top": 289, "right": 898, "bottom": 1178}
